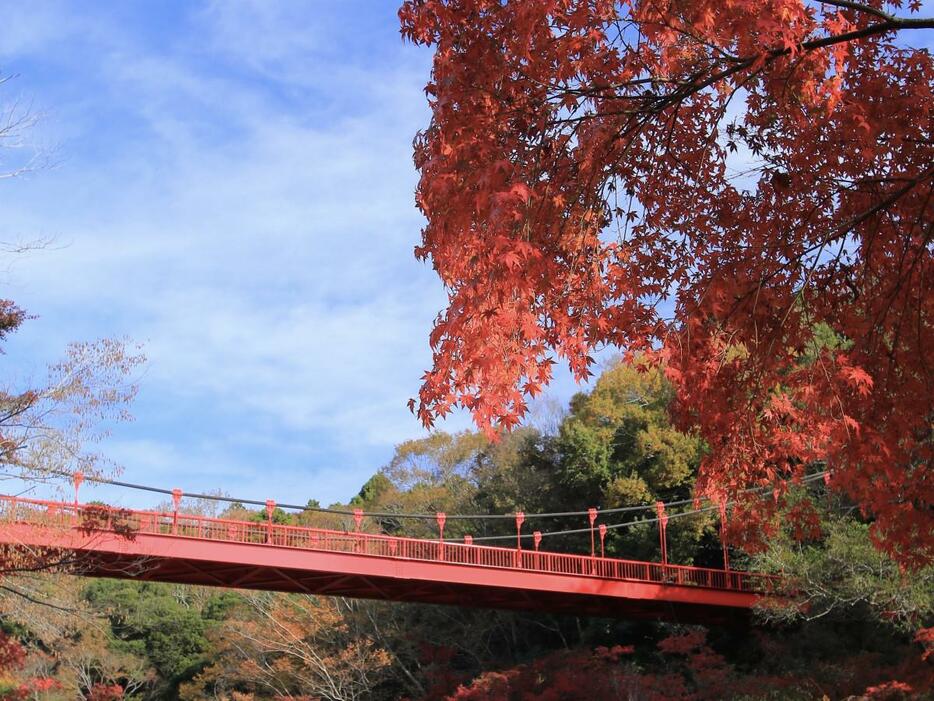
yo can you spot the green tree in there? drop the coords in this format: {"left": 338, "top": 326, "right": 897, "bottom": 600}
{"left": 555, "top": 360, "right": 702, "bottom": 507}
{"left": 753, "top": 497, "right": 934, "bottom": 635}
{"left": 84, "top": 581, "right": 208, "bottom": 690}
{"left": 549, "top": 361, "right": 714, "bottom": 563}
{"left": 350, "top": 473, "right": 393, "bottom": 507}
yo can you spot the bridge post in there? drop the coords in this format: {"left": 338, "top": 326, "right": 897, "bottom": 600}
{"left": 514, "top": 511, "right": 525, "bottom": 568}
{"left": 266, "top": 500, "right": 276, "bottom": 544}
{"left": 718, "top": 498, "right": 731, "bottom": 578}
{"left": 599, "top": 523, "right": 606, "bottom": 559}
{"left": 588, "top": 508, "right": 597, "bottom": 574}
{"left": 72, "top": 471, "right": 84, "bottom": 507}
{"left": 352, "top": 508, "right": 363, "bottom": 553}
{"left": 72, "top": 471, "right": 84, "bottom": 525}
{"left": 436, "top": 512, "right": 446, "bottom": 561}
{"left": 171, "top": 488, "right": 182, "bottom": 535}
{"left": 655, "top": 501, "right": 669, "bottom": 568}
{"left": 533, "top": 531, "right": 541, "bottom": 571}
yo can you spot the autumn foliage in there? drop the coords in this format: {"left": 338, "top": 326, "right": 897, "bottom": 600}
{"left": 86, "top": 684, "right": 125, "bottom": 701}
{"left": 441, "top": 630, "right": 791, "bottom": 700}
{"left": 400, "top": 0, "right": 934, "bottom": 566}
{"left": 441, "top": 629, "right": 934, "bottom": 700}
{"left": 0, "top": 632, "right": 59, "bottom": 701}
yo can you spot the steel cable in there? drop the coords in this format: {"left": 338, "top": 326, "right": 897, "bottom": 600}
{"left": 44, "top": 467, "right": 829, "bottom": 539}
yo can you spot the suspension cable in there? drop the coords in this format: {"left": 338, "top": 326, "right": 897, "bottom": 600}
{"left": 470, "top": 471, "right": 830, "bottom": 542}
{"left": 45, "top": 466, "right": 829, "bottom": 528}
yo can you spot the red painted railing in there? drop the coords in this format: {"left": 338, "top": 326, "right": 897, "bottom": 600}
{"left": 0, "top": 494, "right": 783, "bottom": 594}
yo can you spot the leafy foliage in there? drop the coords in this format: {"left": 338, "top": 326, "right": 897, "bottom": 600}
{"left": 555, "top": 361, "right": 700, "bottom": 501}
{"left": 0, "top": 337, "right": 144, "bottom": 482}
{"left": 0, "top": 631, "right": 59, "bottom": 701}
{"left": 443, "top": 630, "right": 804, "bottom": 700}
{"left": 0, "top": 297, "right": 144, "bottom": 590}
{"left": 84, "top": 580, "right": 208, "bottom": 687}
{"left": 753, "top": 500, "right": 934, "bottom": 633}
{"left": 400, "top": 0, "right": 934, "bottom": 568}
{"left": 181, "top": 594, "right": 392, "bottom": 701}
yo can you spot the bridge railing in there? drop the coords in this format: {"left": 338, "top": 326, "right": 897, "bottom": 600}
{"left": 0, "top": 494, "right": 783, "bottom": 594}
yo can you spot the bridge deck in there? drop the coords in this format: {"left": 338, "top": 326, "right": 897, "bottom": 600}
{"left": 0, "top": 496, "right": 782, "bottom": 623}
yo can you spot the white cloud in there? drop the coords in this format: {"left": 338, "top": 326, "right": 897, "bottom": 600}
{"left": 0, "top": 2, "right": 589, "bottom": 506}
{"left": 0, "top": 2, "right": 454, "bottom": 503}
{"left": 0, "top": 1, "right": 75, "bottom": 58}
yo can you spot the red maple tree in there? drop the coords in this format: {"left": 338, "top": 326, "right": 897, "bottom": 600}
{"left": 437, "top": 628, "right": 934, "bottom": 700}
{"left": 0, "top": 632, "right": 59, "bottom": 700}
{"left": 400, "top": 0, "right": 933, "bottom": 566}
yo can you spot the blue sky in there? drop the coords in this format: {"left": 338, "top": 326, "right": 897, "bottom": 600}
{"left": 0, "top": 1, "right": 588, "bottom": 509}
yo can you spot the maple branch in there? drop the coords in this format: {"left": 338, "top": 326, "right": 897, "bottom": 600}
{"left": 765, "top": 165, "right": 933, "bottom": 287}
{"left": 817, "top": 0, "right": 900, "bottom": 23}
{"left": 545, "top": 15, "right": 934, "bottom": 128}
{"left": 682, "top": 163, "right": 932, "bottom": 370}
{"left": 655, "top": 16, "right": 934, "bottom": 112}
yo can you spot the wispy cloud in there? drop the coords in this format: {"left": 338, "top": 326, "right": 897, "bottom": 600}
{"left": 0, "top": 2, "right": 587, "bottom": 508}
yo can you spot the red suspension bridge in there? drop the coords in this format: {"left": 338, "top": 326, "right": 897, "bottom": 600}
{"left": 0, "top": 475, "right": 795, "bottom": 624}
